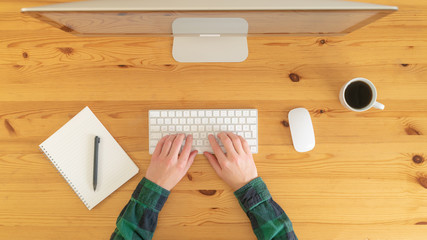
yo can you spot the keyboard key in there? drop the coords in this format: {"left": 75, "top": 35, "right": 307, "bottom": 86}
{"left": 250, "top": 146, "right": 257, "bottom": 153}
{"left": 243, "top": 125, "right": 249, "bottom": 131}
{"left": 228, "top": 125, "right": 235, "bottom": 131}
{"left": 184, "top": 111, "right": 190, "bottom": 117}
{"left": 169, "top": 126, "right": 175, "bottom": 131}
{"left": 198, "top": 125, "right": 205, "bottom": 131}
{"left": 228, "top": 110, "right": 235, "bottom": 116}
{"left": 245, "top": 132, "right": 251, "bottom": 138}
{"left": 184, "top": 125, "right": 190, "bottom": 131}
{"left": 202, "top": 118, "right": 208, "bottom": 124}
{"left": 232, "top": 118, "right": 238, "bottom": 124}
{"left": 195, "top": 118, "right": 201, "bottom": 124}
{"left": 193, "top": 133, "right": 199, "bottom": 139}
{"left": 161, "top": 126, "right": 167, "bottom": 131}
{"left": 243, "top": 110, "right": 249, "bottom": 116}
{"left": 149, "top": 118, "right": 156, "bottom": 124}
{"left": 220, "top": 111, "right": 227, "bottom": 117}
{"left": 247, "top": 139, "right": 257, "bottom": 146}
{"left": 161, "top": 111, "right": 168, "bottom": 117}
{"left": 247, "top": 118, "right": 257, "bottom": 124}
{"left": 209, "top": 118, "right": 216, "bottom": 124}
{"left": 176, "top": 111, "right": 183, "bottom": 117}
{"left": 236, "top": 125, "right": 242, "bottom": 131}
{"left": 239, "top": 118, "right": 245, "bottom": 124}
{"left": 206, "top": 125, "right": 213, "bottom": 131}
{"left": 188, "top": 118, "right": 194, "bottom": 124}
{"left": 150, "top": 133, "right": 162, "bottom": 139}
{"left": 217, "top": 118, "right": 224, "bottom": 124}
{"left": 236, "top": 110, "right": 242, "bottom": 117}
{"left": 191, "top": 126, "right": 197, "bottom": 131}
{"left": 172, "top": 118, "right": 178, "bottom": 124}
{"left": 191, "top": 111, "right": 197, "bottom": 117}
{"left": 220, "top": 125, "right": 227, "bottom": 131}
{"left": 224, "top": 118, "right": 231, "bottom": 124}
{"left": 150, "top": 126, "right": 160, "bottom": 131}
{"left": 198, "top": 147, "right": 213, "bottom": 153}
{"left": 165, "top": 118, "right": 171, "bottom": 124}
{"left": 213, "top": 111, "right": 220, "bottom": 117}
{"left": 250, "top": 110, "right": 257, "bottom": 116}
{"left": 196, "top": 140, "right": 203, "bottom": 146}
{"left": 157, "top": 118, "right": 164, "bottom": 124}
{"left": 176, "top": 125, "right": 183, "bottom": 131}
{"left": 180, "top": 118, "right": 186, "bottom": 124}
{"left": 169, "top": 111, "right": 175, "bottom": 117}
{"left": 198, "top": 111, "right": 205, "bottom": 117}
{"left": 150, "top": 111, "right": 160, "bottom": 117}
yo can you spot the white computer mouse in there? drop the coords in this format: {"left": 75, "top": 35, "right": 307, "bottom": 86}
{"left": 288, "top": 108, "right": 315, "bottom": 152}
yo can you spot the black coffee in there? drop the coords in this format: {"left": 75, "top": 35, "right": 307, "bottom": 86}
{"left": 344, "top": 81, "right": 373, "bottom": 109}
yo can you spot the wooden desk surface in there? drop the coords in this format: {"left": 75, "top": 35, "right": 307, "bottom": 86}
{"left": 1, "top": 0, "right": 427, "bottom": 239}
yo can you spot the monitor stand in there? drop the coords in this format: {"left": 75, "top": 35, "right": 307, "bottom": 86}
{"left": 172, "top": 18, "right": 248, "bottom": 63}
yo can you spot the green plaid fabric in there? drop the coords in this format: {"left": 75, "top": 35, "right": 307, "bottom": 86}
{"left": 234, "top": 177, "right": 297, "bottom": 240}
{"left": 111, "top": 177, "right": 297, "bottom": 240}
{"left": 111, "top": 178, "right": 170, "bottom": 240}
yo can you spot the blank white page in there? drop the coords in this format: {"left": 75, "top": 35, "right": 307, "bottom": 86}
{"left": 39, "top": 106, "right": 139, "bottom": 210}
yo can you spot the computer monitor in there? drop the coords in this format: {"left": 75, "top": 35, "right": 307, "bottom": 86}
{"left": 21, "top": 0, "right": 397, "bottom": 62}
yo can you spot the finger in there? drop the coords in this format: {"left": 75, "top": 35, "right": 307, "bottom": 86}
{"left": 204, "top": 152, "right": 222, "bottom": 175}
{"left": 226, "top": 132, "right": 244, "bottom": 154}
{"left": 160, "top": 134, "right": 176, "bottom": 157}
{"left": 218, "top": 132, "right": 237, "bottom": 156}
{"left": 239, "top": 135, "right": 251, "bottom": 154}
{"left": 179, "top": 134, "right": 193, "bottom": 162}
{"left": 152, "top": 135, "right": 168, "bottom": 157}
{"left": 168, "top": 133, "right": 185, "bottom": 157}
{"left": 185, "top": 150, "right": 198, "bottom": 172}
{"left": 208, "top": 134, "right": 226, "bottom": 161}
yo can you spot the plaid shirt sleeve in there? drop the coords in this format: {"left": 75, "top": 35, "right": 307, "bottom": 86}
{"left": 110, "top": 178, "right": 170, "bottom": 240}
{"left": 234, "top": 177, "right": 298, "bottom": 240}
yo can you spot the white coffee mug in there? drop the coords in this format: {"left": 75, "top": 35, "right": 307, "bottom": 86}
{"left": 339, "top": 78, "right": 385, "bottom": 112}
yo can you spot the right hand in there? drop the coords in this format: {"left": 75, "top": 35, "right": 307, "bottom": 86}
{"left": 203, "top": 132, "right": 258, "bottom": 191}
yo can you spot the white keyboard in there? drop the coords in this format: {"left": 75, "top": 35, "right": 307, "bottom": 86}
{"left": 149, "top": 109, "right": 258, "bottom": 154}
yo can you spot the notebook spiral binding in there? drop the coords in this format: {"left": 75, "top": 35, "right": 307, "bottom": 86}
{"left": 39, "top": 145, "right": 91, "bottom": 210}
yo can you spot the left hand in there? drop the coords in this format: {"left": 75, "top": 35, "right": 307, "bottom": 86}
{"left": 145, "top": 134, "right": 198, "bottom": 190}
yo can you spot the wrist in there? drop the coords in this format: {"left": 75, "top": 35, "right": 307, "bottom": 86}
{"left": 231, "top": 175, "right": 258, "bottom": 191}
{"left": 144, "top": 176, "right": 173, "bottom": 191}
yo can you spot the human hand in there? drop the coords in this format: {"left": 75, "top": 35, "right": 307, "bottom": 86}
{"left": 145, "top": 134, "right": 198, "bottom": 190}
{"left": 203, "top": 132, "right": 258, "bottom": 191}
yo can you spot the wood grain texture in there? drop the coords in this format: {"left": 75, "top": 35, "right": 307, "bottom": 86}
{"left": 1, "top": 0, "right": 427, "bottom": 239}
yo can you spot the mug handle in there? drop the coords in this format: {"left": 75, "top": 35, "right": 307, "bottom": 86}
{"left": 373, "top": 102, "right": 385, "bottom": 110}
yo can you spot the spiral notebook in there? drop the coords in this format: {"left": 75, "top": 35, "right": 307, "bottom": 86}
{"left": 39, "top": 106, "right": 139, "bottom": 210}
